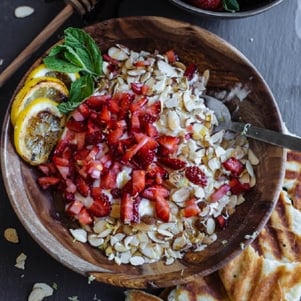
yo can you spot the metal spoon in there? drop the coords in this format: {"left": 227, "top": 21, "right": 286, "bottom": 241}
{"left": 204, "top": 95, "right": 301, "bottom": 152}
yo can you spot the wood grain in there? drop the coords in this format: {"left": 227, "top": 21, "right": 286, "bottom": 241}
{"left": 1, "top": 16, "right": 286, "bottom": 288}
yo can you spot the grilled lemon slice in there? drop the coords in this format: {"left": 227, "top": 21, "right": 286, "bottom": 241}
{"left": 14, "top": 97, "right": 66, "bottom": 165}
{"left": 11, "top": 76, "right": 69, "bottom": 126}
{"left": 25, "top": 63, "right": 79, "bottom": 88}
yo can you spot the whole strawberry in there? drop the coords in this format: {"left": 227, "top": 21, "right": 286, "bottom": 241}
{"left": 186, "top": 0, "right": 223, "bottom": 11}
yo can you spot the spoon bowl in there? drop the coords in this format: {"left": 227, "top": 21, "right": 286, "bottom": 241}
{"left": 204, "top": 95, "right": 301, "bottom": 152}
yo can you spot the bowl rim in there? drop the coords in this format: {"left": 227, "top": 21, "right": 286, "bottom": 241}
{"left": 168, "top": 0, "right": 286, "bottom": 18}
{"left": 1, "top": 16, "right": 286, "bottom": 288}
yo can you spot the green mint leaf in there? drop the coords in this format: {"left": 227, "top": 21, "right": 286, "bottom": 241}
{"left": 57, "top": 74, "right": 94, "bottom": 114}
{"left": 223, "top": 0, "right": 240, "bottom": 12}
{"left": 43, "top": 56, "right": 83, "bottom": 73}
{"left": 64, "top": 27, "right": 102, "bottom": 76}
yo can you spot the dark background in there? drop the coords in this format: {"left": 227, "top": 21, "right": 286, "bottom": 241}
{"left": 0, "top": 0, "right": 298, "bottom": 300}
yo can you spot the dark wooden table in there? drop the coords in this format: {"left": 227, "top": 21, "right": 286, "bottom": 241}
{"left": 0, "top": 0, "right": 298, "bottom": 300}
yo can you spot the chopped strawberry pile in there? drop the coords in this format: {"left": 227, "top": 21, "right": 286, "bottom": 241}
{"left": 37, "top": 85, "right": 213, "bottom": 226}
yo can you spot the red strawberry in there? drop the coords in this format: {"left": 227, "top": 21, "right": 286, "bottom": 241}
{"left": 165, "top": 49, "right": 178, "bottom": 63}
{"left": 184, "top": 63, "right": 197, "bottom": 80}
{"left": 131, "top": 170, "right": 146, "bottom": 195}
{"left": 133, "top": 147, "right": 156, "bottom": 169}
{"left": 131, "top": 83, "right": 149, "bottom": 96}
{"left": 141, "top": 184, "right": 169, "bottom": 201}
{"left": 185, "top": 166, "right": 207, "bottom": 187}
{"left": 216, "top": 215, "right": 228, "bottom": 229}
{"left": 187, "top": 0, "right": 222, "bottom": 11}
{"left": 229, "top": 178, "right": 251, "bottom": 195}
{"left": 222, "top": 157, "right": 244, "bottom": 177}
{"left": 66, "top": 200, "right": 84, "bottom": 216}
{"left": 88, "top": 193, "right": 111, "bottom": 217}
{"left": 158, "top": 157, "right": 186, "bottom": 170}
{"left": 86, "top": 94, "right": 110, "bottom": 110}
{"left": 76, "top": 176, "right": 90, "bottom": 197}
{"left": 130, "top": 96, "right": 148, "bottom": 112}
{"left": 38, "top": 177, "right": 60, "bottom": 189}
{"left": 155, "top": 196, "right": 170, "bottom": 222}
{"left": 157, "top": 135, "right": 180, "bottom": 155}
{"left": 120, "top": 193, "right": 135, "bottom": 224}
{"left": 66, "top": 118, "right": 87, "bottom": 132}
{"left": 209, "top": 184, "right": 231, "bottom": 202}
{"left": 183, "top": 197, "right": 201, "bottom": 218}
{"left": 77, "top": 207, "right": 93, "bottom": 225}
{"left": 146, "top": 163, "right": 168, "bottom": 185}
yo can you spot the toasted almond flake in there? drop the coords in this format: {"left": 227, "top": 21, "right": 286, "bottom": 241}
{"left": 28, "top": 283, "right": 54, "bottom": 301}
{"left": 69, "top": 228, "right": 87, "bottom": 243}
{"left": 15, "top": 6, "right": 34, "bottom": 18}
{"left": 15, "top": 252, "right": 27, "bottom": 270}
{"left": 130, "top": 256, "right": 145, "bottom": 266}
{"left": 4, "top": 227, "right": 19, "bottom": 243}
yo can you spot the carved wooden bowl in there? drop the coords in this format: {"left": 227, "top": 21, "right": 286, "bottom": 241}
{"left": 1, "top": 16, "right": 285, "bottom": 288}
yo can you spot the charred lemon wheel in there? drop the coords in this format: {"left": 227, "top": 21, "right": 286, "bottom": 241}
{"left": 14, "top": 97, "right": 66, "bottom": 165}
{"left": 25, "top": 63, "right": 79, "bottom": 88}
{"left": 11, "top": 76, "right": 69, "bottom": 126}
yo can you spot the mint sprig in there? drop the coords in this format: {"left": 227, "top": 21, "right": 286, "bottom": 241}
{"left": 43, "top": 27, "right": 103, "bottom": 114}
{"left": 223, "top": 0, "right": 240, "bottom": 12}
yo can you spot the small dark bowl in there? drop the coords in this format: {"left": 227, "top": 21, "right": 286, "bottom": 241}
{"left": 168, "top": 0, "right": 285, "bottom": 18}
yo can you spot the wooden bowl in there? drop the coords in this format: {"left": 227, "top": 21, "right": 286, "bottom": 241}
{"left": 168, "top": 0, "right": 285, "bottom": 18}
{"left": 1, "top": 16, "right": 286, "bottom": 288}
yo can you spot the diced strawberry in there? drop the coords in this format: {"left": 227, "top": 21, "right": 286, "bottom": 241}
{"left": 86, "top": 161, "right": 103, "bottom": 179}
{"left": 144, "top": 123, "right": 159, "bottom": 138}
{"left": 184, "top": 63, "right": 197, "bottom": 80}
{"left": 131, "top": 83, "right": 149, "bottom": 96}
{"left": 183, "top": 197, "right": 200, "bottom": 218}
{"left": 103, "top": 53, "right": 119, "bottom": 66}
{"left": 130, "top": 96, "right": 148, "bottom": 112}
{"left": 38, "top": 162, "right": 57, "bottom": 176}
{"left": 216, "top": 215, "right": 228, "bottom": 229}
{"left": 118, "top": 94, "right": 133, "bottom": 119}
{"left": 145, "top": 101, "right": 161, "bottom": 119}
{"left": 66, "top": 200, "right": 84, "bottom": 216}
{"left": 107, "top": 127, "right": 124, "bottom": 145}
{"left": 209, "top": 184, "right": 231, "bottom": 202}
{"left": 133, "top": 147, "right": 156, "bottom": 170}
{"left": 38, "top": 177, "right": 60, "bottom": 189}
{"left": 155, "top": 196, "right": 170, "bottom": 222}
{"left": 86, "top": 94, "right": 111, "bottom": 110}
{"left": 90, "top": 186, "right": 102, "bottom": 198}
{"left": 185, "top": 166, "right": 207, "bottom": 187}
{"left": 98, "top": 105, "right": 111, "bottom": 123}
{"left": 120, "top": 193, "right": 135, "bottom": 224}
{"left": 229, "top": 178, "right": 251, "bottom": 195}
{"left": 76, "top": 176, "right": 90, "bottom": 197}
{"left": 132, "top": 170, "right": 146, "bottom": 195}
{"left": 65, "top": 179, "right": 77, "bottom": 193}
{"left": 158, "top": 157, "right": 186, "bottom": 170}
{"left": 52, "top": 156, "right": 70, "bottom": 179}
{"left": 130, "top": 113, "right": 140, "bottom": 132}
{"left": 107, "top": 98, "right": 120, "bottom": 114}
{"left": 78, "top": 103, "right": 91, "bottom": 118}
{"left": 132, "top": 196, "right": 141, "bottom": 223}
{"left": 77, "top": 207, "right": 93, "bottom": 225}
{"left": 100, "top": 163, "right": 120, "bottom": 189}
{"left": 88, "top": 193, "right": 111, "bottom": 217}
{"left": 122, "top": 133, "right": 158, "bottom": 163}
{"left": 74, "top": 132, "right": 86, "bottom": 150}
{"left": 222, "top": 157, "right": 244, "bottom": 176}
{"left": 66, "top": 118, "right": 87, "bottom": 132}
{"left": 146, "top": 163, "right": 168, "bottom": 183}
{"left": 165, "top": 49, "right": 178, "bottom": 63}
{"left": 141, "top": 184, "right": 169, "bottom": 201}
{"left": 157, "top": 135, "right": 180, "bottom": 155}
{"left": 134, "top": 60, "right": 151, "bottom": 67}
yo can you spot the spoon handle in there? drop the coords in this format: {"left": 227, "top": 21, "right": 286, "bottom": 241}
{"left": 230, "top": 122, "right": 301, "bottom": 152}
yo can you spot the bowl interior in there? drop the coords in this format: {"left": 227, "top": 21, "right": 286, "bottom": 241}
{"left": 1, "top": 16, "right": 285, "bottom": 288}
{"left": 168, "top": 0, "right": 285, "bottom": 18}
